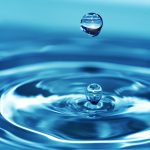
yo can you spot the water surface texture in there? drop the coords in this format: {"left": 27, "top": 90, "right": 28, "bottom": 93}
{"left": 0, "top": 0, "right": 150, "bottom": 149}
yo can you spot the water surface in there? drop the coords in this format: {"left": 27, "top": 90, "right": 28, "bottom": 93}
{"left": 0, "top": 0, "right": 150, "bottom": 149}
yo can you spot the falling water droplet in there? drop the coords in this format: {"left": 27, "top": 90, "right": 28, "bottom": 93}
{"left": 86, "top": 83, "right": 103, "bottom": 105}
{"left": 80, "top": 12, "right": 103, "bottom": 36}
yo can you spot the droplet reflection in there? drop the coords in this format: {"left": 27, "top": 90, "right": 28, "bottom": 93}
{"left": 80, "top": 12, "right": 103, "bottom": 36}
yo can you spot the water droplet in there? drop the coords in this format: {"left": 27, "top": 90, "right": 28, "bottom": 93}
{"left": 80, "top": 12, "right": 103, "bottom": 36}
{"left": 86, "top": 83, "right": 103, "bottom": 105}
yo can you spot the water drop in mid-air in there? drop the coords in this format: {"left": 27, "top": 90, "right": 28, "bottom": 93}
{"left": 80, "top": 12, "right": 103, "bottom": 36}
{"left": 86, "top": 83, "right": 103, "bottom": 105}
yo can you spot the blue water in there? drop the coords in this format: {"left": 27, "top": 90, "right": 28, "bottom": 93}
{"left": 0, "top": 0, "right": 150, "bottom": 149}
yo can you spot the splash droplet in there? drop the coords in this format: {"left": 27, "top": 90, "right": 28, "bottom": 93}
{"left": 80, "top": 12, "right": 103, "bottom": 36}
{"left": 86, "top": 83, "right": 103, "bottom": 105}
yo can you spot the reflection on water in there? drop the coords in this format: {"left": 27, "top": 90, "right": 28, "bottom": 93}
{"left": 0, "top": 0, "right": 150, "bottom": 149}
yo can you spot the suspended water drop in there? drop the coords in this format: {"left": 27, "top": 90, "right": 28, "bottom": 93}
{"left": 86, "top": 83, "right": 103, "bottom": 105}
{"left": 80, "top": 12, "right": 103, "bottom": 36}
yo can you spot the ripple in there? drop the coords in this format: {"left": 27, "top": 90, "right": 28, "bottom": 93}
{"left": 0, "top": 62, "right": 150, "bottom": 149}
